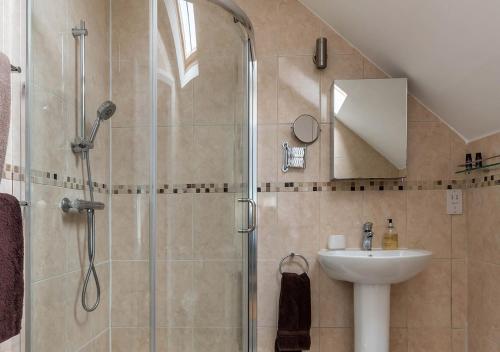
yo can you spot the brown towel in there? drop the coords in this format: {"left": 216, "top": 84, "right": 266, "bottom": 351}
{"left": 0, "top": 53, "right": 11, "bottom": 179}
{"left": 275, "top": 272, "right": 311, "bottom": 352}
{"left": 0, "top": 193, "right": 24, "bottom": 343}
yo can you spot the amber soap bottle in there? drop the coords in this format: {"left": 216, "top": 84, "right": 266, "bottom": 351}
{"left": 382, "top": 219, "right": 398, "bottom": 250}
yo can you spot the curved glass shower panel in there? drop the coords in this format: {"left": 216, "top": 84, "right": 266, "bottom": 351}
{"left": 155, "top": 0, "right": 254, "bottom": 350}
{"left": 28, "top": 0, "right": 253, "bottom": 350}
{"left": 109, "top": 0, "right": 153, "bottom": 350}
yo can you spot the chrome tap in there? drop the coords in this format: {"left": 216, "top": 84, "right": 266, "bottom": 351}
{"left": 362, "top": 222, "right": 374, "bottom": 250}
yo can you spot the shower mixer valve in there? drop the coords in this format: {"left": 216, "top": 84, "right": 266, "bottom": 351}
{"left": 71, "top": 137, "right": 94, "bottom": 153}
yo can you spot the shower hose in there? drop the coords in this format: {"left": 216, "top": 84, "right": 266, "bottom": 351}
{"left": 82, "top": 150, "right": 101, "bottom": 312}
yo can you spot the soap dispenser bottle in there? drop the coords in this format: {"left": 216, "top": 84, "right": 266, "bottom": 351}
{"left": 382, "top": 219, "right": 399, "bottom": 250}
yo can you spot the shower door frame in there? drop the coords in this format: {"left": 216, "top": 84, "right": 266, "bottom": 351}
{"left": 149, "top": 1, "right": 257, "bottom": 351}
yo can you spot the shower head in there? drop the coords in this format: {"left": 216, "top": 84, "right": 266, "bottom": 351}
{"left": 89, "top": 101, "right": 116, "bottom": 144}
{"left": 97, "top": 100, "right": 116, "bottom": 121}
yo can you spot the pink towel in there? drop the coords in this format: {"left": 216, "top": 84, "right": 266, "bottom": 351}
{"left": 0, "top": 53, "right": 11, "bottom": 180}
{"left": 0, "top": 193, "right": 23, "bottom": 343}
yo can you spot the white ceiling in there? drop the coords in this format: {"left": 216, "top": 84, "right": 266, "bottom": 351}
{"left": 300, "top": 0, "right": 500, "bottom": 142}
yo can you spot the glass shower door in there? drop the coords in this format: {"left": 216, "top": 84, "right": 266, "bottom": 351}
{"left": 155, "top": 0, "right": 255, "bottom": 350}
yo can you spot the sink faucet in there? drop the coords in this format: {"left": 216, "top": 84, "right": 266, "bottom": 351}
{"left": 362, "top": 222, "right": 374, "bottom": 250}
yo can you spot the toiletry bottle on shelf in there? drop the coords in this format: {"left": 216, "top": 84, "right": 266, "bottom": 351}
{"left": 382, "top": 219, "right": 398, "bottom": 250}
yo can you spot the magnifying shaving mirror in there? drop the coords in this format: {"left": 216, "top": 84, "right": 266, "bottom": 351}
{"left": 292, "top": 114, "right": 320, "bottom": 144}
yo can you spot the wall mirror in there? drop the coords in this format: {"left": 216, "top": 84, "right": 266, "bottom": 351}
{"left": 293, "top": 114, "right": 320, "bottom": 144}
{"left": 330, "top": 78, "right": 407, "bottom": 179}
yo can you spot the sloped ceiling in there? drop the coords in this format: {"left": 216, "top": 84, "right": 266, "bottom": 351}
{"left": 300, "top": 0, "right": 500, "bottom": 142}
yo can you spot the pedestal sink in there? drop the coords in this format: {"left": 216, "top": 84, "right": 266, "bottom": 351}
{"left": 318, "top": 249, "right": 432, "bottom": 352}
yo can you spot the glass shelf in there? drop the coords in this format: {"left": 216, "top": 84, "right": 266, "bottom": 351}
{"left": 455, "top": 161, "right": 500, "bottom": 174}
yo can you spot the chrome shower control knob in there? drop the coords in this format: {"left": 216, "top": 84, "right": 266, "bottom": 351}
{"left": 61, "top": 198, "right": 72, "bottom": 213}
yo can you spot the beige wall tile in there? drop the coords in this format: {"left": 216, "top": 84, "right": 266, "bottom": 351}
{"left": 407, "top": 121, "right": 452, "bottom": 181}
{"left": 272, "top": 192, "right": 320, "bottom": 258}
{"left": 193, "top": 328, "right": 242, "bottom": 352}
{"left": 407, "top": 96, "right": 439, "bottom": 123}
{"left": 278, "top": 56, "right": 321, "bottom": 124}
{"left": 390, "top": 328, "right": 408, "bottom": 352}
{"left": 92, "top": 330, "right": 110, "bottom": 352}
{"left": 90, "top": 264, "right": 110, "bottom": 338}
{"left": 157, "top": 80, "right": 194, "bottom": 127}
{"left": 157, "top": 194, "right": 193, "bottom": 260}
{"left": 111, "top": 62, "right": 150, "bottom": 128}
{"left": 31, "top": 184, "right": 70, "bottom": 281}
{"left": 194, "top": 55, "right": 237, "bottom": 125}
{"left": 157, "top": 328, "right": 193, "bottom": 352}
{"left": 480, "top": 262, "right": 500, "bottom": 341}
{"left": 407, "top": 328, "right": 452, "bottom": 352}
{"left": 258, "top": 125, "right": 278, "bottom": 183}
{"left": 64, "top": 271, "right": 93, "bottom": 351}
{"left": 234, "top": 0, "right": 280, "bottom": 58}
{"left": 320, "top": 24, "right": 355, "bottom": 55}
{"left": 192, "top": 193, "right": 240, "bottom": 260}
{"left": 157, "top": 261, "right": 194, "bottom": 328}
{"left": 256, "top": 261, "right": 280, "bottom": 327}
{"left": 277, "top": 0, "right": 321, "bottom": 56}
{"left": 318, "top": 328, "right": 353, "bottom": 352}
{"left": 257, "top": 57, "right": 278, "bottom": 124}
{"left": 451, "top": 260, "right": 467, "bottom": 328}
{"left": 362, "top": 58, "right": 387, "bottom": 79}
{"left": 318, "top": 270, "right": 353, "bottom": 327}
{"left": 112, "top": 127, "right": 150, "bottom": 185}
{"left": 195, "top": 0, "right": 243, "bottom": 56}
{"left": 31, "top": 90, "right": 66, "bottom": 175}
{"left": 256, "top": 327, "right": 276, "bottom": 352}
{"left": 391, "top": 283, "right": 408, "bottom": 328}
{"left": 451, "top": 329, "right": 465, "bottom": 352}
{"left": 320, "top": 191, "right": 363, "bottom": 248}
{"left": 32, "top": 277, "right": 66, "bottom": 352}
{"left": 451, "top": 214, "right": 467, "bottom": 259}
{"left": 111, "top": 327, "right": 149, "bottom": 352}
{"left": 407, "top": 260, "right": 451, "bottom": 328}
{"left": 193, "top": 125, "right": 235, "bottom": 184}
{"left": 407, "top": 191, "right": 451, "bottom": 258}
{"left": 157, "top": 126, "right": 195, "bottom": 184}
{"left": 193, "top": 261, "right": 242, "bottom": 327}
{"left": 112, "top": 194, "right": 150, "bottom": 260}
{"left": 111, "top": 261, "right": 149, "bottom": 327}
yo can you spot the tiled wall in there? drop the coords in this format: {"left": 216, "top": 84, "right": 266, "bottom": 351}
{"left": 466, "top": 132, "right": 500, "bottom": 351}
{"left": 233, "top": 0, "right": 467, "bottom": 351}
{"left": 29, "top": 0, "right": 111, "bottom": 351}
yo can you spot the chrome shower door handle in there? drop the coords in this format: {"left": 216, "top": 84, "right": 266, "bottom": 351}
{"left": 238, "top": 198, "right": 256, "bottom": 233}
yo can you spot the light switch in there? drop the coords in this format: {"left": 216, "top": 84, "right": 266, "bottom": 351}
{"left": 447, "top": 189, "right": 463, "bottom": 215}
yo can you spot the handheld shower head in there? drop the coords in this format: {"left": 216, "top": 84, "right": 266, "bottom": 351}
{"left": 89, "top": 101, "right": 116, "bottom": 144}
{"left": 97, "top": 100, "right": 116, "bottom": 121}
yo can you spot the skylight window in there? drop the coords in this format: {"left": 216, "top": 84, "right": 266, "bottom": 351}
{"left": 333, "top": 84, "right": 347, "bottom": 114}
{"left": 177, "top": 0, "right": 197, "bottom": 59}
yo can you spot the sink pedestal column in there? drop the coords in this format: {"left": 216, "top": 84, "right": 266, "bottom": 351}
{"left": 354, "top": 284, "right": 390, "bottom": 352}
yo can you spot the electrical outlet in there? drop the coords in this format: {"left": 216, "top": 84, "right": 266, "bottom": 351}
{"left": 447, "top": 189, "right": 463, "bottom": 215}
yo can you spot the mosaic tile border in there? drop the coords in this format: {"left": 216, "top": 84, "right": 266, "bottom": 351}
{"left": 257, "top": 179, "right": 467, "bottom": 193}
{"left": 4, "top": 163, "right": 500, "bottom": 194}
{"left": 2, "top": 164, "right": 108, "bottom": 193}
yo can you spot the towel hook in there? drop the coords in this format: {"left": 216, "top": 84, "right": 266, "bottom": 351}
{"left": 279, "top": 252, "right": 309, "bottom": 275}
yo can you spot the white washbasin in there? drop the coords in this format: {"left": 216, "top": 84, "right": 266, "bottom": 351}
{"left": 318, "top": 248, "right": 432, "bottom": 352}
{"left": 318, "top": 249, "right": 432, "bottom": 284}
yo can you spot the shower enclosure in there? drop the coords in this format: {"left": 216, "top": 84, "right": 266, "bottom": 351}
{"left": 26, "top": 0, "right": 256, "bottom": 350}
